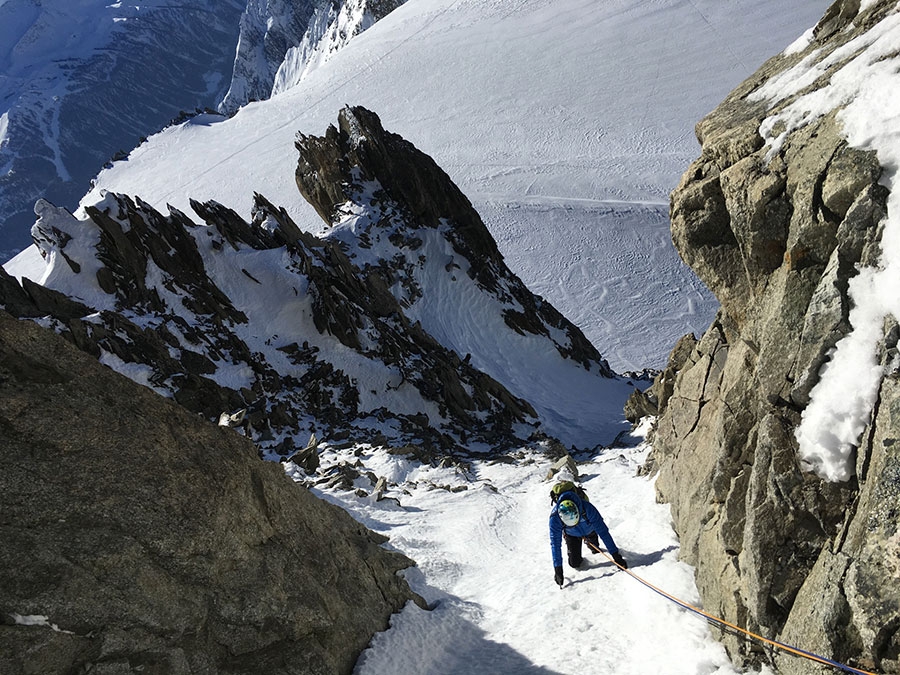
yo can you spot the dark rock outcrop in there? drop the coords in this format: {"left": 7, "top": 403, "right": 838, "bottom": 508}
{"left": 641, "top": 2, "right": 900, "bottom": 673}
{"left": 0, "top": 309, "right": 421, "bottom": 675}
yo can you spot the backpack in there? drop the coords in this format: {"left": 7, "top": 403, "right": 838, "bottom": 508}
{"left": 549, "top": 480, "right": 589, "bottom": 505}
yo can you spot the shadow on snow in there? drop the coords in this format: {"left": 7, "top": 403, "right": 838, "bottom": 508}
{"left": 355, "top": 570, "right": 565, "bottom": 675}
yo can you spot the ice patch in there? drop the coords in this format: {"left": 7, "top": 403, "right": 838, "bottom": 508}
{"left": 10, "top": 613, "right": 74, "bottom": 634}
{"left": 0, "top": 111, "right": 9, "bottom": 149}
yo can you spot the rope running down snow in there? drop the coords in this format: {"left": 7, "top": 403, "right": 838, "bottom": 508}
{"left": 583, "top": 540, "right": 879, "bottom": 675}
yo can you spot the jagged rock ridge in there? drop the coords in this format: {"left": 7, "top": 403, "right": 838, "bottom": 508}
{"left": 294, "top": 106, "right": 613, "bottom": 376}
{"left": 2, "top": 106, "right": 624, "bottom": 460}
{"left": 0, "top": 308, "right": 421, "bottom": 675}
{"left": 634, "top": 1, "right": 900, "bottom": 672}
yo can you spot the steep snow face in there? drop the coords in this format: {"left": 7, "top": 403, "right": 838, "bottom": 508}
{"left": 0, "top": 0, "right": 244, "bottom": 261}
{"left": 221, "top": 0, "right": 405, "bottom": 113}
{"left": 66, "top": 0, "right": 828, "bottom": 370}
{"left": 218, "top": 0, "right": 318, "bottom": 115}
{"left": 272, "top": 0, "right": 407, "bottom": 95}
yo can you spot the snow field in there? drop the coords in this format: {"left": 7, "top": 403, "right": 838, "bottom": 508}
{"left": 46, "top": 0, "right": 830, "bottom": 374}
{"left": 305, "top": 432, "right": 746, "bottom": 674}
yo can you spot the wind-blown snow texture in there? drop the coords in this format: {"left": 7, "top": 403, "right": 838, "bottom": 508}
{"left": 25, "top": 0, "right": 827, "bottom": 372}
{"left": 24, "top": 128, "right": 631, "bottom": 453}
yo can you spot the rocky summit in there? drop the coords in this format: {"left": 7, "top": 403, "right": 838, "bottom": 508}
{"left": 0, "top": 308, "right": 422, "bottom": 675}
{"left": 633, "top": 1, "right": 900, "bottom": 672}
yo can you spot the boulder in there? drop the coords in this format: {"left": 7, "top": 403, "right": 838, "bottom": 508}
{"left": 0, "top": 310, "right": 422, "bottom": 675}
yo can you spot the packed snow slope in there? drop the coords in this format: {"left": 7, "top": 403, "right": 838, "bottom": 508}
{"left": 300, "top": 430, "right": 756, "bottom": 675}
{"left": 51, "top": 0, "right": 829, "bottom": 371}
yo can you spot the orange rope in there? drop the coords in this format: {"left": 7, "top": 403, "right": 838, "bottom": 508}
{"left": 583, "top": 540, "right": 879, "bottom": 675}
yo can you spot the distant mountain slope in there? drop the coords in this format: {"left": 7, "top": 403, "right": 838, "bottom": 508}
{"left": 0, "top": 0, "right": 245, "bottom": 260}
{"left": 218, "top": 0, "right": 318, "bottom": 115}
{"left": 221, "top": 0, "right": 407, "bottom": 114}
{"left": 0, "top": 0, "right": 406, "bottom": 264}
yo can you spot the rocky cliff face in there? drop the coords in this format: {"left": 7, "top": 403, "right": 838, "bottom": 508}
{"left": 0, "top": 308, "right": 421, "bottom": 675}
{"left": 272, "top": 0, "right": 407, "bottom": 96}
{"left": 219, "top": 0, "right": 318, "bottom": 114}
{"left": 639, "top": 1, "right": 900, "bottom": 672}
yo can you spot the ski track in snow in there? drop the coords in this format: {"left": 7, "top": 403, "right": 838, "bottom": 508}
{"left": 480, "top": 198, "right": 716, "bottom": 371}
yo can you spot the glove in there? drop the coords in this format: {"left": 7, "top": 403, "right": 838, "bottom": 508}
{"left": 612, "top": 552, "right": 628, "bottom": 570}
{"left": 554, "top": 566, "right": 564, "bottom": 587}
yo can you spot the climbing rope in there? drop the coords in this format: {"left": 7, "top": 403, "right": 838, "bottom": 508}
{"left": 583, "top": 539, "right": 879, "bottom": 675}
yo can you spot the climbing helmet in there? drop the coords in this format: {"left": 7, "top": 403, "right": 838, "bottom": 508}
{"left": 558, "top": 499, "right": 580, "bottom": 527}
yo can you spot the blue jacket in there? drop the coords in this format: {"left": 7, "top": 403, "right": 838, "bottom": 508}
{"left": 549, "top": 490, "right": 619, "bottom": 568}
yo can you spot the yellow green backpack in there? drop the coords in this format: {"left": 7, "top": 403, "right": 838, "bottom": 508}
{"left": 549, "top": 480, "right": 589, "bottom": 504}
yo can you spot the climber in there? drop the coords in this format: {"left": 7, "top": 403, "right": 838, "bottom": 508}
{"left": 549, "top": 482, "right": 627, "bottom": 587}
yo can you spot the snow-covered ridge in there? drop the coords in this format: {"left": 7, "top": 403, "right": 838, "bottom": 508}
{"left": 10, "top": 107, "right": 636, "bottom": 455}
{"left": 0, "top": 0, "right": 405, "bottom": 261}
